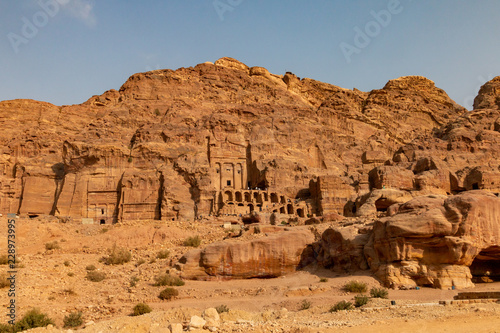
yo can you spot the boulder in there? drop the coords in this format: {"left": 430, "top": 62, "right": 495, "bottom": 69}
{"left": 189, "top": 316, "right": 206, "bottom": 330}
{"left": 169, "top": 323, "right": 183, "bottom": 333}
{"left": 202, "top": 308, "right": 221, "bottom": 329}
{"left": 313, "top": 226, "right": 370, "bottom": 272}
{"left": 365, "top": 191, "right": 500, "bottom": 289}
{"left": 174, "top": 230, "right": 314, "bottom": 280}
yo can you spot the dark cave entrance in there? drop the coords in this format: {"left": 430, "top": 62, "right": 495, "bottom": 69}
{"left": 470, "top": 246, "right": 500, "bottom": 283}
{"left": 375, "top": 197, "right": 393, "bottom": 212}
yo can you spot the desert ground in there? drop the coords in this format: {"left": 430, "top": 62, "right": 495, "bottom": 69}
{"left": 1, "top": 217, "right": 499, "bottom": 332}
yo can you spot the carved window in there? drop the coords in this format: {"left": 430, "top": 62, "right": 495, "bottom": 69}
{"left": 227, "top": 180, "right": 231, "bottom": 186}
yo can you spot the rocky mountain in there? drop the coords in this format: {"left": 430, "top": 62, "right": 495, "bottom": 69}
{"left": 1, "top": 57, "right": 499, "bottom": 289}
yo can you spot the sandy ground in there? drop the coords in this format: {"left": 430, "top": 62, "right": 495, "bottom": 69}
{"left": 0, "top": 217, "right": 499, "bottom": 332}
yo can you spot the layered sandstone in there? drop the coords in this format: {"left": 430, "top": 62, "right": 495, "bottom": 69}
{"left": 1, "top": 58, "right": 500, "bottom": 288}
{"left": 0, "top": 59, "right": 470, "bottom": 225}
{"left": 174, "top": 229, "right": 314, "bottom": 280}
{"left": 364, "top": 191, "right": 500, "bottom": 289}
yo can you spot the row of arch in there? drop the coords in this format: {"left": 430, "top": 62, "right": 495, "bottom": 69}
{"left": 223, "top": 201, "right": 306, "bottom": 217}
{"left": 218, "top": 190, "right": 307, "bottom": 217}
{"left": 222, "top": 190, "right": 288, "bottom": 205}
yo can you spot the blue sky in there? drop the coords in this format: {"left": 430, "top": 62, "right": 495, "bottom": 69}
{"left": 1, "top": 0, "right": 500, "bottom": 110}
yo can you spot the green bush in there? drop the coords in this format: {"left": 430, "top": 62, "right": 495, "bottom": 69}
{"left": 14, "top": 308, "right": 54, "bottom": 331}
{"left": 63, "top": 260, "right": 70, "bottom": 267}
{"left": 183, "top": 236, "right": 201, "bottom": 247}
{"left": 45, "top": 241, "right": 60, "bottom": 250}
{"left": 354, "top": 294, "right": 369, "bottom": 307}
{"left": 329, "top": 300, "right": 354, "bottom": 312}
{"left": 86, "top": 271, "right": 106, "bottom": 282}
{"left": 103, "top": 245, "right": 131, "bottom": 265}
{"left": 63, "top": 311, "right": 83, "bottom": 328}
{"left": 132, "top": 303, "right": 152, "bottom": 316}
{"left": 67, "top": 272, "right": 74, "bottom": 277}
{"left": 216, "top": 304, "right": 229, "bottom": 314}
{"left": 343, "top": 281, "right": 367, "bottom": 293}
{"left": 300, "top": 299, "right": 311, "bottom": 310}
{"left": 157, "top": 249, "right": 170, "bottom": 259}
{"left": 154, "top": 274, "right": 185, "bottom": 287}
{"left": 319, "top": 277, "right": 328, "bottom": 283}
{"left": 158, "top": 287, "right": 178, "bottom": 300}
{"left": 370, "top": 287, "right": 389, "bottom": 299}
{"left": 85, "top": 265, "right": 96, "bottom": 271}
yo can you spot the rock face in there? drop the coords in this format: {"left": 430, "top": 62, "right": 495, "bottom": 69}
{"left": 174, "top": 230, "right": 314, "bottom": 280}
{"left": 311, "top": 225, "right": 371, "bottom": 272}
{"left": 364, "top": 191, "right": 500, "bottom": 289}
{"left": 1, "top": 58, "right": 500, "bottom": 288}
{"left": 0, "top": 58, "right": 470, "bottom": 225}
{"left": 473, "top": 76, "right": 500, "bottom": 110}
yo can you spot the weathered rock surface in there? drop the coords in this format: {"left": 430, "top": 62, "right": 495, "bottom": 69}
{"left": 174, "top": 230, "right": 314, "bottom": 280}
{"left": 2, "top": 58, "right": 500, "bottom": 288}
{"left": 0, "top": 58, "right": 471, "bottom": 225}
{"left": 310, "top": 225, "right": 371, "bottom": 272}
{"left": 364, "top": 191, "right": 500, "bottom": 289}
{"left": 473, "top": 76, "right": 500, "bottom": 110}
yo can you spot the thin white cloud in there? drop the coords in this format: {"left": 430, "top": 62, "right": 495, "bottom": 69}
{"left": 61, "top": 0, "right": 97, "bottom": 28}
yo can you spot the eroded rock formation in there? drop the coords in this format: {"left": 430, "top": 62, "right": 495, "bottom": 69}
{"left": 365, "top": 191, "right": 500, "bottom": 289}
{"left": 174, "top": 229, "right": 314, "bottom": 280}
{"left": 0, "top": 58, "right": 471, "bottom": 224}
{"left": 1, "top": 58, "right": 500, "bottom": 288}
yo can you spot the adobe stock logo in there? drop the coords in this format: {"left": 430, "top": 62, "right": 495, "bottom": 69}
{"left": 7, "top": 0, "right": 71, "bottom": 54}
{"left": 213, "top": 0, "right": 244, "bottom": 21}
{"left": 340, "top": 0, "right": 410, "bottom": 64}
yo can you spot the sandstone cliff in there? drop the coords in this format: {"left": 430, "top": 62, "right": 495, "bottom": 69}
{"left": 1, "top": 58, "right": 499, "bottom": 288}
{"left": 0, "top": 57, "right": 470, "bottom": 225}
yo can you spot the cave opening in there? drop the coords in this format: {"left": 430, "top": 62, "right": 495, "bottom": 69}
{"left": 375, "top": 197, "right": 393, "bottom": 212}
{"left": 470, "top": 246, "right": 500, "bottom": 283}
